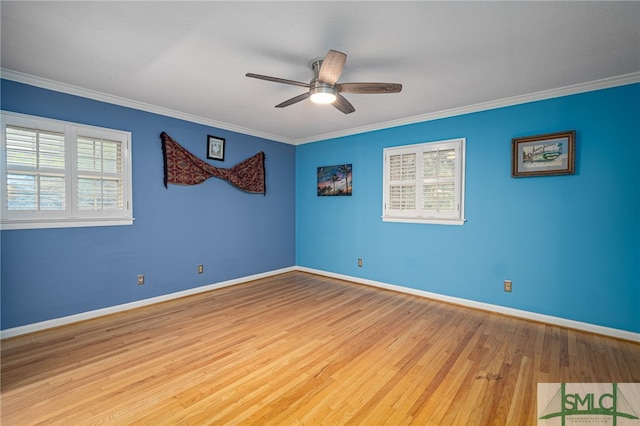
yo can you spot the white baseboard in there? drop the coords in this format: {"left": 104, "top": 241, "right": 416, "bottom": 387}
{"left": 3, "top": 265, "right": 638, "bottom": 343}
{"left": 295, "top": 266, "right": 640, "bottom": 343}
{"left": 0, "top": 267, "right": 295, "bottom": 339}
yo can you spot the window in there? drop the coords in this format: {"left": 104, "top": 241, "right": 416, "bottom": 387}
{"left": 383, "top": 138, "right": 465, "bottom": 225}
{"left": 1, "top": 112, "right": 133, "bottom": 229}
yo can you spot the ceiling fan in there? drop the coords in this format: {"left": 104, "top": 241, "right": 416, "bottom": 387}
{"left": 246, "top": 50, "right": 402, "bottom": 114}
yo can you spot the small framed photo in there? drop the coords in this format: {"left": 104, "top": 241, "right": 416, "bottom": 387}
{"left": 512, "top": 130, "right": 575, "bottom": 177}
{"left": 207, "top": 135, "right": 225, "bottom": 161}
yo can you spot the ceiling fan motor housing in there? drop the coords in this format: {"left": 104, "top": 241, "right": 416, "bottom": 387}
{"left": 309, "top": 60, "right": 338, "bottom": 104}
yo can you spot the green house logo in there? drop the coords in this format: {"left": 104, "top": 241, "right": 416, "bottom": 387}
{"left": 538, "top": 383, "right": 640, "bottom": 425}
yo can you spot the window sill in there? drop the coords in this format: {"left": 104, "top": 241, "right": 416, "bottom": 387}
{"left": 1, "top": 217, "right": 134, "bottom": 230}
{"left": 382, "top": 216, "right": 466, "bottom": 226}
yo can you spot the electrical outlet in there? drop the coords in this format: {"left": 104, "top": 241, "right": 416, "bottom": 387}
{"left": 137, "top": 274, "right": 145, "bottom": 285}
{"left": 358, "top": 258, "right": 363, "bottom": 267}
{"left": 198, "top": 264, "right": 203, "bottom": 274}
{"left": 504, "top": 280, "right": 512, "bottom": 292}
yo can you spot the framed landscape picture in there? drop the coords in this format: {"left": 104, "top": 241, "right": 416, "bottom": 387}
{"left": 512, "top": 130, "right": 575, "bottom": 177}
{"left": 317, "top": 164, "right": 352, "bottom": 196}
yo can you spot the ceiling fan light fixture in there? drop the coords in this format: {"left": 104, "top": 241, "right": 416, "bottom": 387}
{"left": 310, "top": 86, "right": 337, "bottom": 104}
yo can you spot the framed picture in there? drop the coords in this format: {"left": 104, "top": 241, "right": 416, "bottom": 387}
{"left": 207, "top": 135, "right": 225, "bottom": 161}
{"left": 317, "top": 164, "right": 352, "bottom": 196}
{"left": 512, "top": 130, "right": 575, "bottom": 177}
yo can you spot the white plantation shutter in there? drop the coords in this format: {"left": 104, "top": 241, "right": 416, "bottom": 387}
{"left": 77, "top": 135, "right": 124, "bottom": 212}
{"left": 1, "top": 112, "right": 133, "bottom": 229}
{"left": 5, "top": 126, "right": 66, "bottom": 213}
{"left": 386, "top": 149, "right": 417, "bottom": 216}
{"left": 422, "top": 146, "right": 458, "bottom": 218}
{"left": 383, "top": 138, "right": 465, "bottom": 225}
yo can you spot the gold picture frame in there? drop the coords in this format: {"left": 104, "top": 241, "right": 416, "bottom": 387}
{"left": 512, "top": 130, "right": 575, "bottom": 177}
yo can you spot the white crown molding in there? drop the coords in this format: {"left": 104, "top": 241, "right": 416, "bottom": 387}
{"left": 295, "top": 267, "right": 640, "bottom": 343}
{"left": 2, "top": 68, "right": 638, "bottom": 146}
{"left": 0, "top": 68, "right": 296, "bottom": 145}
{"left": 294, "top": 72, "right": 640, "bottom": 145}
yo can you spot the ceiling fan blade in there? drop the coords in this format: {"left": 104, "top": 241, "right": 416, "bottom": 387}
{"left": 337, "top": 82, "right": 403, "bottom": 94}
{"left": 246, "top": 73, "right": 310, "bottom": 88}
{"left": 318, "top": 50, "right": 347, "bottom": 85}
{"left": 275, "top": 92, "right": 311, "bottom": 108}
{"left": 333, "top": 94, "right": 355, "bottom": 114}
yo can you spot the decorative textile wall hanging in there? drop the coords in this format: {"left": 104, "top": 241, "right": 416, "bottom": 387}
{"left": 160, "top": 132, "right": 265, "bottom": 194}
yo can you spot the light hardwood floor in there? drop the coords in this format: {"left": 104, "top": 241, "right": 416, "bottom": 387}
{"left": 2, "top": 271, "right": 639, "bottom": 425}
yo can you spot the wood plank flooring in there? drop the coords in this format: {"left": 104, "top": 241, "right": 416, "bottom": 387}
{"left": 2, "top": 271, "right": 639, "bottom": 425}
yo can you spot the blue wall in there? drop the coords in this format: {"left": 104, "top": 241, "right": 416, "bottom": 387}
{"left": 296, "top": 83, "right": 640, "bottom": 334}
{"left": 2, "top": 80, "right": 638, "bottom": 335}
{"left": 1, "top": 80, "right": 296, "bottom": 329}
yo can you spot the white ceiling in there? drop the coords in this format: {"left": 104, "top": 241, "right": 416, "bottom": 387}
{"left": 1, "top": 1, "right": 639, "bottom": 144}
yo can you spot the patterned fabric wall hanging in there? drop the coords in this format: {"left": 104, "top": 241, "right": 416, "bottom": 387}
{"left": 160, "top": 132, "right": 265, "bottom": 194}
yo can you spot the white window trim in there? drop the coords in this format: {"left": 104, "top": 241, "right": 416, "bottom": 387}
{"left": 1, "top": 111, "right": 133, "bottom": 230}
{"left": 382, "top": 137, "right": 466, "bottom": 225}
